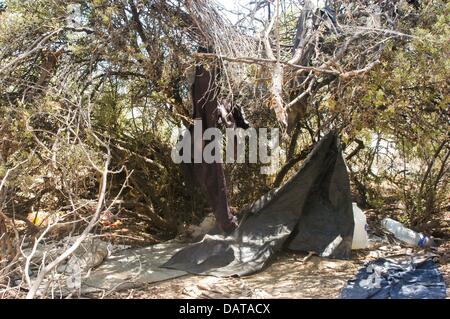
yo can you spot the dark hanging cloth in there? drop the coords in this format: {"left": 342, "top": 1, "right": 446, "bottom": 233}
{"left": 340, "top": 256, "right": 447, "bottom": 299}
{"left": 181, "top": 48, "right": 238, "bottom": 234}
{"left": 164, "top": 132, "right": 354, "bottom": 277}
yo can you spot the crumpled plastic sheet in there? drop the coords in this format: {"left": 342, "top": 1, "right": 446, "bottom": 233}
{"left": 340, "top": 256, "right": 447, "bottom": 299}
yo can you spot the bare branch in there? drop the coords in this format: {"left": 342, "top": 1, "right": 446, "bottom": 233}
{"left": 25, "top": 147, "right": 112, "bottom": 299}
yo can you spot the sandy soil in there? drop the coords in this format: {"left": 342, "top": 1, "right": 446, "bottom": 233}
{"left": 91, "top": 244, "right": 449, "bottom": 299}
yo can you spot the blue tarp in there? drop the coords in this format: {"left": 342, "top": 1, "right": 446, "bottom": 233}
{"left": 340, "top": 257, "right": 447, "bottom": 299}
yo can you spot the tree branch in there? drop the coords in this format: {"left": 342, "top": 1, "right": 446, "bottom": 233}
{"left": 25, "top": 147, "right": 111, "bottom": 299}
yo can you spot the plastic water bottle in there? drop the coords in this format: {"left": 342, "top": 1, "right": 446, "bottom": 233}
{"left": 381, "top": 218, "right": 432, "bottom": 248}
{"left": 352, "top": 203, "right": 369, "bottom": 250}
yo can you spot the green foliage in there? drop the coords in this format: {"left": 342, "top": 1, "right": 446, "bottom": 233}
{"left": 0, "top": 0, "right": 448, "bottom": 240}
{"left": 337, "top": 1, "right": 449, "bottom": 228}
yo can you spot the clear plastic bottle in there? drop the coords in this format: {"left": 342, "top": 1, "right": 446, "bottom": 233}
{"left": 381, "top": 218, "right": 432, "bottom": 248}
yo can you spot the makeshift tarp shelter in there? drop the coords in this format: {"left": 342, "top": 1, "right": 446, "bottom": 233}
{"left": 163, "top": 131, "right": 355, "bottom": 277}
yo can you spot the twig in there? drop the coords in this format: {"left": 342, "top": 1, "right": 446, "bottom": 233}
{"left": 194, "top": 52, "right": 341, "bottom": 76}
{"left": 0, "top": 29, "right": 63, "bottom": 74}
{"left": 25, "top": 146, "right": 112, "bottom": 299}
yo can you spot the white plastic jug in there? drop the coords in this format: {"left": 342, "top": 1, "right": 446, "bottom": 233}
{"left": 352, "top": 203, "right": 369, "bottom": 249}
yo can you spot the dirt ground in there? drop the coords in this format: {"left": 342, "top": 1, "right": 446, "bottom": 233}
{"left": 80, "top": 206, "right": 449, "bottom": 299}
{"left": 87, "top": 242, "right": 449, "bottom": 299}
{"left": 3, "top": 208, "right": 448, "bottom": 299}
{"left": 89, "top": 204, "right": 449, "bottom": 299}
